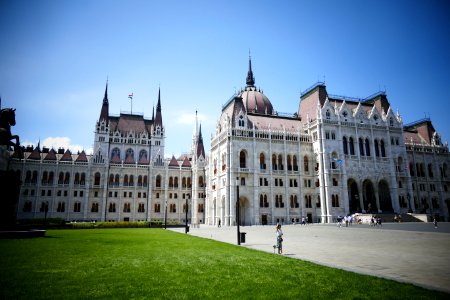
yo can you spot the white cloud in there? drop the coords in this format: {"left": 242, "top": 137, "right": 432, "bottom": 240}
{"left": 174, "top": 112, "right": 208, "bottom": 125}
{"left": 22, "top": 137, "right": 93, "bottom": 155}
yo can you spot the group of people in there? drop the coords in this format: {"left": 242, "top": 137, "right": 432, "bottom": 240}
{"left": 370, "top": 216, "right": 383, "bottom": 227}
{"left": 336, "top": 215, "right": 353, "bottom": 227}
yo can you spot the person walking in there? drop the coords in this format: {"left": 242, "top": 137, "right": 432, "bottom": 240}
{"left": 276, "top": 223, "right": 283, "bottom": 254}
{"left": 433, "top": 217, "right": 438, "bottom": 229}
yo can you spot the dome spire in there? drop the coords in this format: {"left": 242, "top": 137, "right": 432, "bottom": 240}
{"left": 246, "top": 52, "right": 255, "bottom": 87}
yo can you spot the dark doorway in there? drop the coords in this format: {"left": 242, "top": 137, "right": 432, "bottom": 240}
{"left": 378, "top": 180, "right": 393, "bottom": 212}
{"left": 307, "top": 213, "right": 312, "bottom": 223}
{"left": 348, "top": 179, "right": 359, "bottom": 213}
{"left": 363, "top": 180, "right": 377, "bottom": 213}
{"left": 261, "top": 214, "right": 268, "bottom": 225}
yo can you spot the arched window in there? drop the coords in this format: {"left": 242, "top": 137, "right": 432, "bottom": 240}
{"left": 155, "top": 175, "right": 162, "bottom": 188}
{"left": 41, "top": 171, "right": 48, "bottom": 185}
{"left": 94, "top": 172, "right": 101, "bottom": 186}
{"left": 32, "top": 171, "right": 38, "bottom": 184}
{"left": 326, "top": 110, "right": 331, "bottom": 119}
{"left": 138, "top": 175, "right": 143, "bottom": 186}
{"left": 380, "top": 139, "right": 386, "bottom": 157}
{"left": 293, "top": 155, "right": 298, "bottom": 171}
{"left": 139, "top": 149, "right": 148, "bottom": 161}
{"left": 80, "top": 173, "right": 86, "bottom": 185}
{"left": 389, "top": 117, "right": 394, "bottom": 126}
{"left": 109, "top": 202, "right": 116, "bottom": 212}
{"left": 124, "top": 175, "right": 129, "bottom": 186}
{"left": 114, "top": 174, "right": 119, "bottom": 186}
{"left": 303, "top": 155, "right": 309, "bottom": 173}
{"left": 182, "top": 177, "right": 187, "bottom": 188}
{"left": 25, "top": 170, "right": 31, "bottom": 183}
{"left": 359, "top": 138, "right": 365, "bottom": 156}
{"left": 260, "top": 153, "right": 266, "bottom": 170}
{"left": 343, "top": 136, "right": 348, "bottom": 155}
{"left": 48, "top": 171, "right": 54, "bottom": 184}
{"left": 287, "top": 155, "right": 292, "bottom": 171}
{"left": 74, "top": 173, "right": 81, "bottom": 185}
{"left": 174, "top": 177, "right": 179, "bottom": 188}
{"left": 198, "top": 176, "right": 204, "bottom": 187}
{"left": 349, "top": 137, "right": 355, "bottom": 155}
{"left": 374, "top": 139, "right": 380, "bottom": 157}
{"left": 428, "top": 164, "right": 434, "bottom": 178}
{"left": 64, "top": 172, "right": 70, "bottom": 185}
{"left": 169, "top": 177, "right": 174, "bottom": 188}
{"left": 111, "top": 147, "right": 120, "bottom": 160}
{"left": 143, "top": 175, "right": 148, "bottom": 187}
{"left": 365, "top": 138, "right": 370, "bottom": 156}
{"left": 409, "top": 163, "right": 415, "bottom": 176}
{"left": 239, "top": 151, "right": 246, "bottom": 168}
{"left": 272, "top": 154, "right": 277, "bottom": 170}
{"left": 278, "top": 154, "right": 283, "bottom": 170}
{"left": 260, "top": 194, "right": 264, "bottom": 207}
{"left": 109, "top": 174, "right": 114, "bottom": 185}
{"left": 129, "top": 175, "right": 134, "bottom": 186}
{"left": 125, "top": 148, "right": 134, "bottom": 161}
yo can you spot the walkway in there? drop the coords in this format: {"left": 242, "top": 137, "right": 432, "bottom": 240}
{"left": 171, "top": 222, "right": 450, "bottom": 293}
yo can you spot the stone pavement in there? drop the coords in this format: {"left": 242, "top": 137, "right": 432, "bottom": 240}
{"left": 171, "top": 222, "right": 450, "bottom": 293}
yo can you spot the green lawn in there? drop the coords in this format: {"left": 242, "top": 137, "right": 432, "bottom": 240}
{"left": 0, "top": 229, "right": 447, "bottom": 299}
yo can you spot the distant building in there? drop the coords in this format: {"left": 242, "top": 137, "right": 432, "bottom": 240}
{"left": 206, "top": 58, "right": 449, "bottom": 226}
{"left": 7, "top": 58, "right": 450, "bottom": 224}
{"left": 9, "top": 85, "right": 207, "bottom": 224}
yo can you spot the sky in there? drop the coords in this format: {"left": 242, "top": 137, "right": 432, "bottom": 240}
{"left": 1, "top": 0, "right": 449, "bottom": 157}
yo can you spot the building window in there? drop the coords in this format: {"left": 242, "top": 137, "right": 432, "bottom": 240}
{"left": 73, "top": 202, "right": 81, "bottom": 212}
{"left": 198, "top": 204, "right": 204, "bottom": 213}
{"left": 91, "top": 202, "right": 99, "bottom": 212}
{"left": 154, "top": 203, "right": 161, "bottom": 213}
{"left": 137, "top": 203, "right": 145, "bottom": 213}
{"left": 107, "top": 202, "right": 115, "bottom": 212}
{"left": 123, "top": 203, "right": 131, "bottom": 213}
{"left": 332, "top": 195, "right": 340, "bottom": 207}
{"left": 305, "top": 195, "right": 312, "bottom": 208}
{"left": 239, "top": 151, "right": 246, "bottom": 168}
{"left": 57, "top": 201, "right": 65, "bottom": 212}
{"left": 23, "top": 201, "right": 32, "bottom": 212}
{"left": 169, "top": 203, "right": 176, "bottom": 213}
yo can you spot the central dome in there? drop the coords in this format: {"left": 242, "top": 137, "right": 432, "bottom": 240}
{"left": 239, "top": 86, "right": 273, "bottom": 115}
{"left": 239, "top": 56, "right": 273, "bottom": 115}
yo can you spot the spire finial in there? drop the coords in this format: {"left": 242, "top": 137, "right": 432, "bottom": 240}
{"left": 103, "top": 79, "right": 108, "bottom": 104}
{"left": 246, "top": 52, "right": 255, "bottom": 87}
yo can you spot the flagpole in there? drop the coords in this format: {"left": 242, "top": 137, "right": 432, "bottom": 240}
{"left": 128, "top": 93, "right": 133, "bottom": 114}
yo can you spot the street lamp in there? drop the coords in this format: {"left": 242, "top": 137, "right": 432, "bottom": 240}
{"left": 164, "top": 200, "right": 167, "bottom": 229}
{"left": 236, "top": 176, "right": 240, "bottom": 245}
{"left": 185, "top": 194, "right": 190, "bottom": 234}
{"left": 44, "top": 201, "right": 49, "bottom": 228}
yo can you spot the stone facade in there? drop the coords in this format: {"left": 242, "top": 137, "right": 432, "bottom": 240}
{"left": 8, "top": 60, "right": 450, "bottom": 225}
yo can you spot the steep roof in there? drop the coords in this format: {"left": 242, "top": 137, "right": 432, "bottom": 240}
{"left": 403, "top": 118, "right": 436, "bottom": 145}
{"left": 60, "top": 149, "right": 73, "bottom": 161}
{"left": 27, "top": 146, "right": 41, "bottom": 160}
{"left": 109, "top": 113, "right": 153, "bottom": 134}
{"left": 75, "top": 151, "right": 88, "bottom": 162}
{"left": 181, "top": 156, "right": 191, "bottom": 167}
{"left": 43, "top": 149, "right": 57, "bottom": 161}
{"left": 168, "top": 155, "right": 180, "bottom": 167}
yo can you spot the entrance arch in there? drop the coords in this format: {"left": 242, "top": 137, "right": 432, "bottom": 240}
{"left": 378, "top": 180, "right": 393, "bottom": 212}
{"left": 363, "top": 179, "right": 377, "bottom": 213}
{"left": 238, "top": 197, "right": 251, "bottom": 226}
{"left": 347, "top": 179, "right": 360, "bottom": 213}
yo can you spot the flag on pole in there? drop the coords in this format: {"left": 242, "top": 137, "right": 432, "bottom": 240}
{"left": 128, "top": 93, "right": 133, "bottom": 99}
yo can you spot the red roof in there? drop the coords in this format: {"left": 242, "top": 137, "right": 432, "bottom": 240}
{"left": 43, "top": 149, "right": 57, "bottom": 161}
{"left": 60, "top": 149, "right": 73, "bottom": 161}
{"left": 181, "top": 156, "right": 191, "bottom": 167}
{"left": 168, "top": 155, "right": 180, "bottom": 167}
{"left": 75, "top": 151, "right": 88, "bottom": 162}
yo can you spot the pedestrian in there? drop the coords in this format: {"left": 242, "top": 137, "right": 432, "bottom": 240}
{"left": 433, "top": 217, "right": 438, "bottom": 229}
{"left": 218, "top": 218, "right": 221, "bottom": 227}
{"left": 276, "top": 223, "right": 283, "bottom": 254}
{"left": 377, "top": 217, "right": 382, "bottom": 227}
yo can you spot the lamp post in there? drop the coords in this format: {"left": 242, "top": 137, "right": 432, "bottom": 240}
{"left": 185, "top": 194, "right": 189, "bottom": 234}
{"left": 236, "top": 176, "right": 240, "bottom": 245}
{"left": 44, "top": 201, "right": 49, "bottom": 228}
{"left": 164, "top": 200, "right": 167, "bottom": 229}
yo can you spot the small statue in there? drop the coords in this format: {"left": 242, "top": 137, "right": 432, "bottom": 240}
{"left": 0, "top": 108, "right": 23, "bottom": 158}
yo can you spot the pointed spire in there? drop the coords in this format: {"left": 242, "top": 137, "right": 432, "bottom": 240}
{"left": 246, "top": 53, "right": 255, "bottom": 87}
{"left": 99, "top": 80, "right": 109, "bottom": 122}
{"left": 152, "top": 105, "right": 155, "bottom": 120}
{"left": 154, "top": 87, "right": 163, "bottom": 127}
{"left": 196, "top": 123, "right": 205, "bottom": 159}
{"left": 103, "top": 80, "right": 108, "bottom": 104}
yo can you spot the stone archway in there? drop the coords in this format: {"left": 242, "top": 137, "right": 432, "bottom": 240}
{"left": 238, "top": 197, "right": 251, "bottom": 226}
{"left": 363, "top": 179, "right": 377, "bottom": 213}
{"left": 347, "top": 179, "right": 360, "bottom": 213}
{"left": 378, "top": 180, "right": 393, "bottom": 212}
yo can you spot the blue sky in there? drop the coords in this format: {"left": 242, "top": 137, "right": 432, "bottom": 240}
{"left": 1, "top": 0, "right": 449, "bottom": 157}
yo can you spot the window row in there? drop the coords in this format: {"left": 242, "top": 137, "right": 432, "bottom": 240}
{"left": 239, "top": 152, "right": 314, "bottom": 173}
{"left": 108, "top": 174, "right": 148, "bottom": 187}
{"left": 410, "top": 162, "right": 448, "bottom": 178}
{"left": 111, "top": 148, "right": 148, "bottom": 162}
{"left": 342, "top": 137, "right": 386, "bottom": 157}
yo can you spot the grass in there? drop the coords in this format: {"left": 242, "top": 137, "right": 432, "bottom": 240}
{"left": 0, "top": 229, "right": 448, "bottom": 299}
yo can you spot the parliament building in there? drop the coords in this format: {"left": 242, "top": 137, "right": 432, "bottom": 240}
{"left": 7, "top": 58, "right": 450, "bottom": 225}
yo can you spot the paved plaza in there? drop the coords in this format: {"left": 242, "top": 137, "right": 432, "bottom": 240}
{"left": 171, "top": 222, "right": 450, "bottom": 293}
